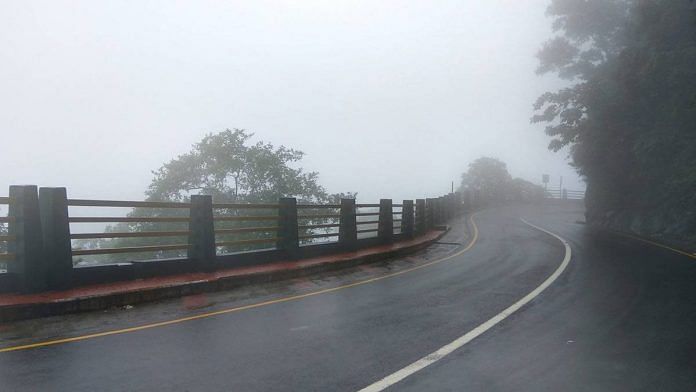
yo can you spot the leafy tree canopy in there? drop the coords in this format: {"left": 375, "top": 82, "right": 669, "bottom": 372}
{"left": 147, "top": 129, "right": 333, "bottom": 204}
{"left": 74, "top": 129, "right": 353, "bottom": 265}
{"left": 533, "top": 0, "right": 696, "bottom": 243}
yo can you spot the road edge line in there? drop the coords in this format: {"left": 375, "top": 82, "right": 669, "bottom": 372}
{"left": 0, "top": 214, "right": 479, "bottom": 353}
{"left": 356, "top": 217, "right": 572, "bottom": 392}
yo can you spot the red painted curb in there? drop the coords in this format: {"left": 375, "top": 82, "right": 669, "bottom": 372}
{"left": 0, "top": 229, "right": 448, "bottom": 322}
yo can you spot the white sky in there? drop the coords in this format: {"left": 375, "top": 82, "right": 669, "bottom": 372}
{"left": 0, "top": 0, "right": 583, "bottom": 204}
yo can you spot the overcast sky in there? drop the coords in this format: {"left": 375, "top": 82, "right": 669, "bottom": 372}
{"left": 0, "top": 0, "right": 583, "bottom": 204}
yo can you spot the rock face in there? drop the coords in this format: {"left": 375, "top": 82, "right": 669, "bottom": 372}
{"left": 585, "top": 182, "right": 696, "bottom": 252}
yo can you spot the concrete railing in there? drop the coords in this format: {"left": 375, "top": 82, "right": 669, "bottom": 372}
{"left": 0, "top": 185, "right": 478, "bottom": 293}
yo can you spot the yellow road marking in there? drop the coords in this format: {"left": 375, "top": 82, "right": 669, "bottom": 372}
{"left": 618, "top": 232, "right": 696, "bottom": 260}
{"left": 0, "top": 214, "right": 480, "bottom": 353}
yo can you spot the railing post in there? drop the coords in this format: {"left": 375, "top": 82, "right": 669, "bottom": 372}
{"left": 449, "top": 194, "right": 453, "bottom": 216}
{"left": 188, "top": 195, "right": 216, "bottom": 271}
{"left": 425, "top": 198, "right": 434, "bottom": 230}
{"left": 415, "top": 199, "right": 426, "bottom": 235}
{"left": 277, "top": 197, "right": 299, "bottom": 259}
{"left": 446, "top": 193, "right": 454, "bottom": 221}
{"left": 338, "top": 198, "right": 357, "bottom": 251}
{"left": 454, "top": 191, "right": 462, "bottom": 216}
{"left": 8, "top": 185, "right": 47, "bottom": 292}
{"left": 434, "top": 197, "right": 443, "bottom": 225}
{"left": 39, "top": 187, "right": 73, "bottom": 289}
{"left": 377, "top": 199, "right": 393, "bottom": 243}
{"left": 401, "top": 200, "right": 414, "bottom": 238}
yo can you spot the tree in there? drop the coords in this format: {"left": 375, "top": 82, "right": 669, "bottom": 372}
{"left": 75, "top": 129, "right": 353, "bottom": 265}
{"left": 459, "top": 157, "right": 543, "bottom": 203}
{"left": 147, "top": 129, "right": 330, "bottom": 203}
{"left": 460, "top": 157, "right": 513, "bottom": 202}
{"left": 533, "top": 0, "right": 696, "bottom": 244}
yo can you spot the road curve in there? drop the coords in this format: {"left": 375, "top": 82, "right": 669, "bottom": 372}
{"left": 1, "top": 202, "right": 695, "bottom": 391}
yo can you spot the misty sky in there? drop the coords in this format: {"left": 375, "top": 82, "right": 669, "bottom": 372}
{"left": 0, "top": 0, "right": 583, "bottom": 204}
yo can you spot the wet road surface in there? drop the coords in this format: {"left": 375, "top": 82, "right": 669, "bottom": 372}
{"left": 1, "top": 202, "right": 694, "bottom": 391}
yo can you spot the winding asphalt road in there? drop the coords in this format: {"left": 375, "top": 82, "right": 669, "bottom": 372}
{"left": 1, "top": 202, "right": 694, "bottom": 391}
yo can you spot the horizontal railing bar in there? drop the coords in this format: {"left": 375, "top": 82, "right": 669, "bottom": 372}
{"left": 68, "top": 199, "right": 191, "bottom": 208}
{"left": 214, "top": 216, "right": 278, "bottom": 222}
{"left": 0, "top": 235, "right": 15, "bottom": 241}
{"left": 299, "top": 233, "right": 338, "bottom": 239}
{"left": 393, "top": 204, "right": 404, "bottom": 207}
{"left": 216, "top": 238, "right": 279, "bottom": 246}
{"left": 69, "top": 217, "right": 190, "bottom": 223}
{"left": 296, "top": 204, "right": 341, "bottom": 209}
{"left": 212, "top": 203, "right": 280, "bottom": 209}
{"left": 298, "top": 223, "right": 340, "bottom": 230}
{"left": 356, "top": 204, "right": 380, "bottom": 208}
{"left": 394, "top": 219, "right": 403, "bottom": 222}
{"left": 72, "top": 244, "right": 190, "bottom": 256}
{"left": 297, "top": 214, "right": 340, "bottom": 219}
{"left": 70, "top": 231, "right": 190, "bottom": 239}
{"left": 215, "top": 227, "right": 279, "bottom": 234}
{"left": 357, "top": 229, "right": 378, "bottom": 234}
{"left": 357, "top": 220, "right": 379, "bottom": 225}
{"left": 0, "top": 197, "right": 9, "bottom": 204}
{"left": 0, "top": 217, "right": 15, "bottom": 223}
{"left": 0, "top": 253, "right": 15, "bottom": 261}
{"left": 356, "top": 213, "right": 379, "bottom": 217}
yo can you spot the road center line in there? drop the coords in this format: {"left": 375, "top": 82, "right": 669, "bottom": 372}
{"left": 357, "top": 218, "right": 572, "bottom": 392}
{"left": 0, "top": 214, "right": 480, "bottom": 353}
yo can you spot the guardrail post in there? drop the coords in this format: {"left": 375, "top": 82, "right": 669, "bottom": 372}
{"left": 401, "top": 200, "right": 414, "bottom": 238}
{"left": 277, "top": 197, "right": 299, "bottom": 259}
{"left": 415, "top": 199, "right": 426, "bottom": 234}
{"left": 446, "top": 193, "right": 454, "bottom": 221}
{"left": 425, "top": 198, "right": 434, "bottom": 230}
{"left": 338, "top": 198, "right": 357, "bottom": 251}
{"left": 188, "top": 195, "right": 216, "bottom": 271}
{"left": 443, "top": 194, "right": 450, "bottom": 221}
{"left": 454, "top": 192, "right": 462, "bottom": 216}
{"left": 377, "top": 199, "right": 393, "bottom": 243}
{"left": 8, "top": 185, "right": 47, "bottom": 292}
{"left": 39, "top": 187, "right": 73, "bottom": 289}
{"left": 434, "top": 197, "right": 443, "bottom": 225}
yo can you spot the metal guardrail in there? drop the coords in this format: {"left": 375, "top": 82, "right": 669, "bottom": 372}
{"left": 68, "top": 199, "right": 191, "bottom": 208}
{"left": 69, "top": 216, "right": 190, "bottom": 223}
{"left": 212, "top": 203, "right": 282, "bottom": 252}
{"left": 216, "top": 237, "right": 280, "bottom": 247}
{"left": 71, "top": 231, "right": 190, "bottom": 239}
{"left": 213, "top": 203, "right": 280, "bottom": 209}
{"left": 72, "top": 244, "right": 190, "bottom": 256}
{"left": 68, "top": 198, "right": 192, "bottom": 257}
{"left": 0, "top": 185, "right": 464, "bottom": 292}
{"left": 0, "top": 196, "right": 14, "bottom": 264}
{"left": 297, "top": 214, "right": 340, "bottom": 219}
{"left": 214, "top": 216, "right": 279, "bottom": 222}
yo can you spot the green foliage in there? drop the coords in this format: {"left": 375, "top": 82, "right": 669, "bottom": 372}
{"left": 75, "top": 129, "right": 353, "bottom": 265}
{"left": 147, "top": 129, "right": 330, "bottom": 203}
{"left": 534, "top": 0, "right": 696, "bottom": 243}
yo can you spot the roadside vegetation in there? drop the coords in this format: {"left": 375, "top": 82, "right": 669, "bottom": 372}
{"left": 74, "top": 129, "right": 354, "bottom": 265}
{"left": 534, "top": 0, "right": 696, "bottom": 247}
{"left": 459, "top": 157, "right": 545, "bottom": 204}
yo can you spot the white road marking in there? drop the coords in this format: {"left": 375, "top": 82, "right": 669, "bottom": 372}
{"left": 357, "top": 218, "right": 572, "bottom": 392}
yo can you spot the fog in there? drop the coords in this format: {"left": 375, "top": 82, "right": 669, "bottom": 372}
{"left": 0, "top": 0, "right": 582, "bottom": 203}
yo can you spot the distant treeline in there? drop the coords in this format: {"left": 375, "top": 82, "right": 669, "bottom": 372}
{"left": 458, "top": 157, "right": 545, "bottom": 203}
